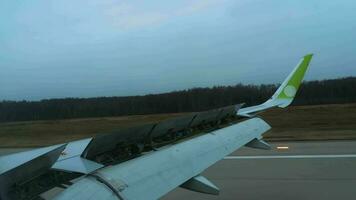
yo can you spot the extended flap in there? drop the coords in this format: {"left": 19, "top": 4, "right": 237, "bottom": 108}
{"left": 245, "top": 138, "right": 271, "bottom": 150}
{"left": 181, "top": 175, "right": 219, "bottom": 195}
{"left": 52, "top": 157, "right": 103, "bottom": 174}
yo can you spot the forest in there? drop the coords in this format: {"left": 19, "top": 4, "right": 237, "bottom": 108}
{"left": 0, "top": 77, "right": 355, "bottom": 122}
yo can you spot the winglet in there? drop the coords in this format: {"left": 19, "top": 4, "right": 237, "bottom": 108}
{"left": 238, "top": 54, "right": 313, "bottom": 116}
{"left": 271, "top": 54, "right": 313, "bottom": 108}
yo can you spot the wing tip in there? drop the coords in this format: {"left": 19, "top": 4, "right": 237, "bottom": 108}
{"left": 304, "top": 53, "right": 313, "bottom": 58}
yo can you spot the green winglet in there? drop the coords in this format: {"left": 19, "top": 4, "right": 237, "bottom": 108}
{"left": 276, "top": 54, "right": 313, "bottom": 100}
{"left": 237, "top": 54, "right": 313, "bottom": 116}
{"left": 267, "top": 53, "right": 314, "bottom": 108}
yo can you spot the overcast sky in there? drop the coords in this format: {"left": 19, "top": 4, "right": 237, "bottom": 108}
{"left": 1, "top": 0, "right": 355, "bottom": 100}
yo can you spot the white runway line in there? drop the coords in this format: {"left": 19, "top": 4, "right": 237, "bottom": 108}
{"left": 224, "top": 154, "right": 356, "bottom": 159}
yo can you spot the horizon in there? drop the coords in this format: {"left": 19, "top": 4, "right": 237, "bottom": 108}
{"left": 1, "top": 75, "right": 354, "bottom": 102}
{"left": 1, "top": 0, "right": 356, "bottom": 100}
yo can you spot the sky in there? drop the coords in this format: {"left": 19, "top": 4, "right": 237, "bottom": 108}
{"left": 1, "top": 0, "right": 356, "bottom": 101}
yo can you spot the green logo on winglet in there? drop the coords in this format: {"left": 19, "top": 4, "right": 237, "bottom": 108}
{"left": 277, "top": 54, "right": 313, "bottom": 99}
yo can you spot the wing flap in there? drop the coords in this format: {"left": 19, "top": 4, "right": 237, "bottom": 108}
{"left": 52, "top": 157, "right": 104, "bottom": 174}
{"left": 0, "top": 144, "right": 66, "bottom": 199}
{"left": 180, "top": 175, "right": 219, "bottom": 195}
{"left": 245, "top": 138, "right": 271, "bottom": 150}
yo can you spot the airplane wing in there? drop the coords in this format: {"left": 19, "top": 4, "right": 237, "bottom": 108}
{"left": 0, "top": 54, "right": 313, "bottom": 200}
{"left": 54, "top": 118, "right": 271, "bottom": 200}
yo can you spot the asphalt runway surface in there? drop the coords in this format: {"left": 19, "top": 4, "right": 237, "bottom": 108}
{"left": 163, "top": 141, "right": 356, "bottom": 200}
{"left": 1, "top": 141, "right": 356, "bottom": 200}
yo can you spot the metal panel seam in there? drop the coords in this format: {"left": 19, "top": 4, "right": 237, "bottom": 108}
{"left": 89, "top": 173, "right": 127, "bottom": 200}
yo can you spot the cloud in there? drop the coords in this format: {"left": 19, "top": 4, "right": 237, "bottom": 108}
{"left": 178, "top": 0, "right": 221, "bottom": 15}
{"left": 107, "top": 3, "right": 167, "bottom": 29}
{"left": 105, "top": 0, "right": 221, "bottom": 30}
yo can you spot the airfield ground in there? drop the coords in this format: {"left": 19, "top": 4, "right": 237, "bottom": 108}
{"left": 0, "top": 103, "right": 356, "bottom": 147}
{"left": 163, "top": 141, "right": 356, "bottom": 200}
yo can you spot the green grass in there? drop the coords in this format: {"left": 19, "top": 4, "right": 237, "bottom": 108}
{"left": 1, "top": 103, "right": 356, "bottom": 147}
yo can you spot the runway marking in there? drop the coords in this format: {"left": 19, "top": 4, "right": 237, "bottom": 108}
{"left": 276, "top": 146, "right": 289, "bottom": 150}
{"left": 224, "top": 154, "right": 356, "bottom": 159}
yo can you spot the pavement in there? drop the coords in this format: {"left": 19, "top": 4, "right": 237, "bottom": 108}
{"left": 162, "top": 141, "right": 356, "bottom": 200}
{"left": 1, "top": 141, "right": 356, "bottom": 200}
{"left": 0, "top": 148, "right": 31, "bottom": 156}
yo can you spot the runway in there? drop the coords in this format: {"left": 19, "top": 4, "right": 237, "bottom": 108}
{"left": 1, "top": 141, "right": 356, "bottom": 200}
{"left": 162, "top": 141, "right": 356, "bottom": 200}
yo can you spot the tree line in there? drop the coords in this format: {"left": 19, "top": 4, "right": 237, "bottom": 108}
{"left": 0, "top": 77, "right": 355, "bottom": 122}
